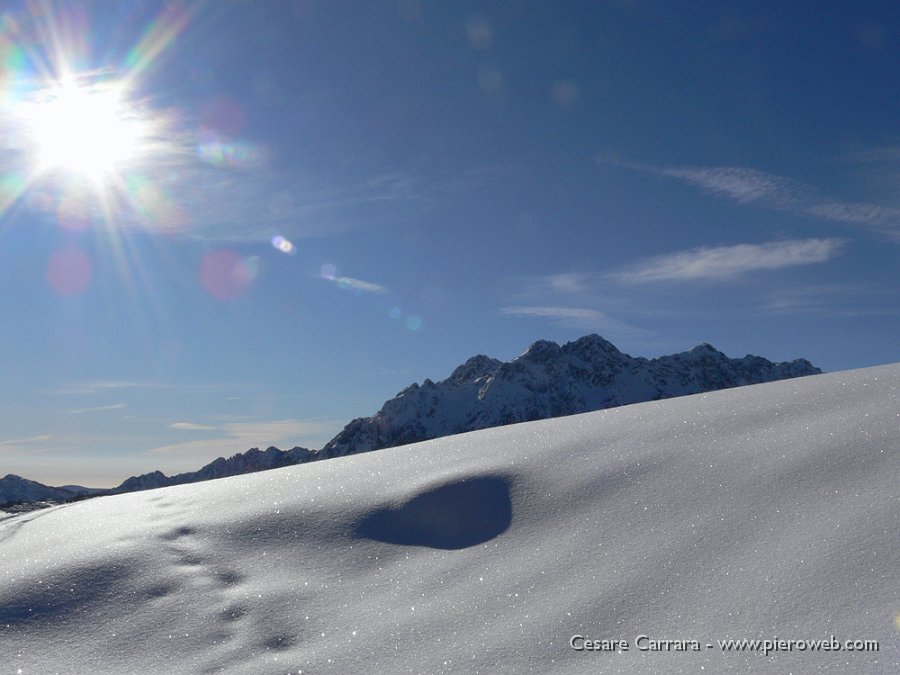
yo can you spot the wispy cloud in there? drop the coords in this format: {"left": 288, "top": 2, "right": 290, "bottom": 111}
{"left": 846, "top": 146, "right": 900, "bottom": 164}
{"left": 0, "top": 434, "right": 53, "bottom": 446}
{"left": 499, "top": 305, "right": 647, "bottom": 335}
{"left": 66, "top": 402, "right": 127, "bottom": 415}
{"left": 606, "top": 159, "right": 900, "bottom": 237}
{"left": 169, "top": 422, "right": 217, "bottom": 431}
{"left": 319, "top": 274, "right": 387, "bottom": 294}
{"left": 149, "top": 419, "right": 341, "bottom": 458}
{"left": 49, "top": 380, "right": 239, "bottom": 397}
{"left": 757, "top": 283, "right": 900, "bottom": 317}
{"left": 614, "top": 239, "right": 845, "bottom": 284}
{"left": 50, "top": 380, "right": 179, "bottom": 395}
{"left": 501, "top": 272, "right": 595, "bottom": 304}
{"left": 541, "top": 273, "right": 591, "bottom": 294}
{"left": 659, "top": 165, "right": 803, "bottom": 206}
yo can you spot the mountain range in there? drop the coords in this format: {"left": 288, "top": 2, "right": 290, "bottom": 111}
{"left": 1, "top": 334, "right": 821, "bottom": 504}
{"left": 320, "top": 334, "right": 820, "bottom": 458}
{"left": 0, "top": 474, "right": 101, "bottom": 508}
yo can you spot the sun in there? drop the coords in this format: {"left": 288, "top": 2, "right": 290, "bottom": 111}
{"left": 27, "top": 77, "right": 149, "bottom": 183}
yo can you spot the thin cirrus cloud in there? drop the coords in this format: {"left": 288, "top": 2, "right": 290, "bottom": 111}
{"left": 169, "top": 422, "right": 218, "bottom": 431}
{"left": 540, "top": 273, "right": 591, "bottom": 294}
{"left": 499, "top": 306, "right": 646, "bottom": 335}
{"left": 150, "top": 419, "right": 341, "bottom": 459}
{"left": 65, "top": 402, "right": 128, "bottom": 415}
{"left": 0, "top": 434, "right": 53, "bottom": 447}
{"left": 319, "top": 274, "right": 387, "bottom": 294}
{"left": 757, "top": 283, "right": 899, "bottom": 318}
{"left": 606, "top": 159, "right": 900, "bottom": 237}
{"left": 614, "top": 238, "right": 845, "bottom": 284}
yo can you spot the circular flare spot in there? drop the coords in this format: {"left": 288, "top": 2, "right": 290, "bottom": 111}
{"left": 199, "top": 250, "right": 255, "bottom": 300}
{"left": 272, "top": 235, "right": 295, "bottom": 254}
{"left": 47, "top": 246, "right": 92, "bottom": 295}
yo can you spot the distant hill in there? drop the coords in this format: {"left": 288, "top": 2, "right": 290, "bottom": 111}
{"left": 0, "top": 474, "right": 103, "bottom": 508}
{"left": 114, "top": 446, "right": 315, "bottom": 493}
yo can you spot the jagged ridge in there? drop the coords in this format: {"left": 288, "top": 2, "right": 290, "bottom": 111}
{"left": 115, "top": 446, "right": 315, "bottom": 493}
{"left": 319, "top": 334, "right": 821, "bottom": 458}
{"left": 7, "top": 334, "right": 821, "bottom": 502}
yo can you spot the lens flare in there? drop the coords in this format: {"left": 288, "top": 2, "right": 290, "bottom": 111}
{"left": 27, "top": 78, "right": 147, "bottom": 180}
{"left": 321, "top": 263, "right": 337, "bottom": 281}
{"left": 127, "top": 174, "right": 189, "bottom": 233}
{"left": 55, "top": 192, "right": 91, "bottom": 231}
{"left": 0, "top": 1, "right": 194, "bottom": 234}
{"left": 199, "top": 250, "right": 257, "bottom": 300}
{"left": 196, "top": 138, "right": 268, "bottom": 169}
{"left": 272, "top": 235, "right": 295, "bottom": 254}
{"left": 46, "top": 246, "right": 92, "bottom": 295}
{"left": 123, "top": 2, "right": 193, "bottom": 79}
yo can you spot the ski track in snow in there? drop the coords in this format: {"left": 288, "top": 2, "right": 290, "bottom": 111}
{"left": 0, "top": 364, "right": 898, "bottom": 674}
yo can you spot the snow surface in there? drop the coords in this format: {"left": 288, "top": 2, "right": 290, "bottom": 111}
{"left": 1, "top": 364, "right": 897, "bottom": 674}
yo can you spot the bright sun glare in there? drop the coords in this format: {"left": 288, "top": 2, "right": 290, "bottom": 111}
{"left": 28, "top": 78, "right": 147, "bottom": 182}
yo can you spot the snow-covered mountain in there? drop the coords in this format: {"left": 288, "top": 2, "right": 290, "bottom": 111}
{"left": 0, "top": 474, "right": 82, "bottom": 506}
{"left": 115, "top": 445, "right": 314, "bottom": 493}
{"left": 97, "top": 335, "right": 821, "bottom": 495}
{"left": 320, "top": 334, "right": 821, "bottom": 458}
{"left": 1, "top": 363, "right": 895, "bottom": 674}
{"left": 6, "top": 335, "right": 820, "bottom": 503}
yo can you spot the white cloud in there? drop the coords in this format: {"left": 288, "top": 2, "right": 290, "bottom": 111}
{"left": 66, "top": 402, "right": 127, "bottom": 414}
{"left": 607, "top": 159, "right": 900, "bottom": 237}
{"left": 660, "top": 166, "right": 803, "bottom": 206}
{"left": 320, "top": 275, "right": 387, "bottom": 294}
{"left": 169, "top": 422, "right": 218, "bottom": 431}
{"left": 502, "top": 272, "right": 593, "bottom": 304}
{"left": 614, "top": 239, "right": 845, "bottom": 284}
{"left": 499, "top": 306, "right": 646, "bottom": 335}
{"left": 807, "top": 202, "right": 900, "bottom": 232}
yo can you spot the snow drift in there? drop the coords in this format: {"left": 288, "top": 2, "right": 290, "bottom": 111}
{"left": 1, "top": 364, "right": 897, "bottom": 674}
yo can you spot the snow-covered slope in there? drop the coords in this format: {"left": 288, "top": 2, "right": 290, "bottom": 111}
{"left": 320, "top": 334, "right": 820, "bottom": 458}
{"left": 1, "top": 364, "right": 896, "bottom": 674}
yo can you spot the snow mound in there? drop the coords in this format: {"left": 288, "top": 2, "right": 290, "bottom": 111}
{"left": 0, "top": 364, "right": 897, "bottom": 674}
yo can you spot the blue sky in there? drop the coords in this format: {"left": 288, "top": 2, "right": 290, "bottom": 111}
{"left": 1, "top": 1, "right": 897, "bottom": 487}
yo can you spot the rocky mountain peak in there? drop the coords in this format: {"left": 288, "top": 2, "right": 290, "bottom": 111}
{"left": 520, "top": 339, "right": 563, "bottom": 362}
{"left": 448, "top": 355, "right": 503, "bottom": 384}
{"left": 319, "top": 334, "right": 821, "bottom": 460}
